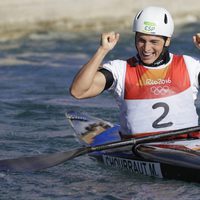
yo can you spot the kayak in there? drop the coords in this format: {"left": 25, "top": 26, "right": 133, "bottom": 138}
{"left": 66, "top": 111, "right": 200, "bottom": 182}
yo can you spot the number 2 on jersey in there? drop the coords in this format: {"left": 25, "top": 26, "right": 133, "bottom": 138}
{"left": 152, "top": 102, "right": 173, "bottom": 128}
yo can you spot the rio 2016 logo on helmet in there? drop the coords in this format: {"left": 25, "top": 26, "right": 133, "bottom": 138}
{"left": 143, "top": 21, "right": 156, "bottom": 34}
{"left": 133, "top": 6, "right": 174, "bottom": 37}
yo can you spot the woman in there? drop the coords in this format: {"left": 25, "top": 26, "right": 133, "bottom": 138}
{"left": 70, "top": 6, "right": 200, "bottom": 139}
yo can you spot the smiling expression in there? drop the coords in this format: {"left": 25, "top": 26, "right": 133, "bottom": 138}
{"left": 135, "top": 33, "right": 170, "bottom": 65}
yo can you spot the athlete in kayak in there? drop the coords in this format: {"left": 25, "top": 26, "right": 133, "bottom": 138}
{"left": 70, "top": 6, "right": 200, "bottom": 139}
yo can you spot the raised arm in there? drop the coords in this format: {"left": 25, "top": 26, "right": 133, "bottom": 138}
{"left": 193, "top": 33, "right": 200, "bottom": 49}
{"left": 70, "top": 32, "right": 120, "bottom": 99}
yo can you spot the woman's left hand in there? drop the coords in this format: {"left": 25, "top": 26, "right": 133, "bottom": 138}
{"left": 193, "top": 33, "right": 200, "bottom": 49}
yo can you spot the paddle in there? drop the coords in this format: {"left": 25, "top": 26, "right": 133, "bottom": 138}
{"left": 0, "top": 125, "right": 200, "bottom": 173}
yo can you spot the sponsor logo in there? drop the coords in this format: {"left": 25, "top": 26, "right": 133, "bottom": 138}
{"left": 103, "top": 155, "right": 163, "bottom": 178}
{"left": 143, "top": 21, "right": 156, "bottom": 34}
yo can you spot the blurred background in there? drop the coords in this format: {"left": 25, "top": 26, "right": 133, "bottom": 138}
{"left": 0, "top": 0, "right": 199, "bottom": 41}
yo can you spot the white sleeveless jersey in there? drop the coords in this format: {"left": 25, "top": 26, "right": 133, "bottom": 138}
{"left": 103, "top": 54, "right": 200, "bottom": 137}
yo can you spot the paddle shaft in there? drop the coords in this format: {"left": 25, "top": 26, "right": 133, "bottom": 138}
{"left": 90, "top": 125, "right": 200, "bottom": 152}
{"left": 0, "top": 125, "right": 199, "bottom": 172}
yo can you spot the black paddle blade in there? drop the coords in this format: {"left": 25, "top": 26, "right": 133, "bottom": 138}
{"left": 1, "top": 124, "right": 200, "bottom": 173}
{"left": 0, "top": 147, "right": 89, "bottom": 173}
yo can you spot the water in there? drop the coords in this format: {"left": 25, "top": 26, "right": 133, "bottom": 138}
{"left": 0, "top": 26, "right": 199, "bottom": 199}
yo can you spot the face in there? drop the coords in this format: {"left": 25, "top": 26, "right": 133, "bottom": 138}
{"left": 135, "top": 33, "right": 170, "bottom": 65}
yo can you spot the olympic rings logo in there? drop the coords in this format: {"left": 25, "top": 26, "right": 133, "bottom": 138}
{"left": 150, "top": 86, "right": 170, "bottom": 96}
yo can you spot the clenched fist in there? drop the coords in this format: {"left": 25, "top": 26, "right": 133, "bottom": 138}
{"left": 193, "top": 33, "right": 200, "bottom": 49}
{"left": 100, "top": 32, "right": 120, "bottom": 52}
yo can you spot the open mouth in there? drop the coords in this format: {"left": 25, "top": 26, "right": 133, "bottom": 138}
{"left": 142, "top": 51, "right": 153, "bottom": 58}
{"left": 140, "top": 51, "right": 155, "bottom": 63}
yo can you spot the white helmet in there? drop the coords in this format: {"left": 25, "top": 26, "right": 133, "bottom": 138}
{"left": 133, "top": 6, "right": 174, "bottom": 37}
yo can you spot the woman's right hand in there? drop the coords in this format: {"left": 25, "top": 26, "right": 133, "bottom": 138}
{"left": 100, "top": 32, "right": 120, "bottom": 52}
